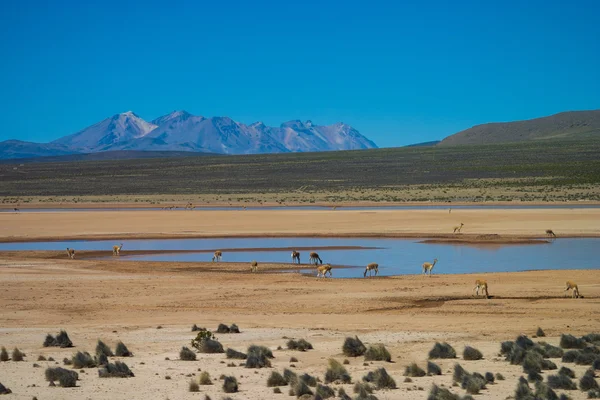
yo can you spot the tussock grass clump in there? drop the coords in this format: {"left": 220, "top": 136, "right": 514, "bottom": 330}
{"left": 192, "top": 331, "right": 224, "bottom": 354}
{"left": 536, "top": 327, "right": 546, "bottom": 337}
{"left": 0, "top": 347, "right": 8, "bottom": 362}
{"left": 485, "top": 372, "right": 494, "bottom": 383}
{"left": 583, "top": 333, "right": 600, "bottom": 344}
{"left": 514, "top": 377, "right": 533, "bottom": 400}
{"left": 293, "top": 381, "right": 312, "bottom": 397}
{"left": 537, "top": 342, "right": 563, "bottom": 358}
{"left": 559, "top": 366, "right": 575, "bottom": 378}
{"left": 290, "top": 356, "right": 298, "bottom": 363}
{"left": 343, "top": 336, "right": 366, "bottom": 357}
{"left": 427, "top": 361, "right": 442, "bottom": 376}
{"left": 575, "top": 351, "right": 600, "bottom": 365}
{"left": 495, "top": 373, "right": 504, "bottom": 381}
{"left": 98, "top": 361, "right": 134, "bottom": 378}
{"left": 547, "top": 373, "right": 577, "bottom": 390}
{"left": 453, "top": 364, "right": 468, "bottom": 383}
{"left": 72, "top": 351, "right": 96, "bottom": 368}
{"left": 462, "top": 373, "right": 486, "bottom": 394}
{"left": 324, "top": 358, "right": 351, "bottom": 384}
{"left": 180, "top": 346, "right": 197, "bottom": 361}
{"left": 534, "top": 382, "right": 558, "bottom": 399}
{"left": 43, "top": 330, "right": 73, "bottom": 348}
{"left": 562, "top": 350, "right": 580, "bottom": 363}
{"left": 404, "top": 363, "right": 426, "bottom": 377}
{"left": 560, "top": 334, "right": 587, "bottom": 349}
{"left": 299, "top": 373, "right": 317, "bottom": 387}
{"left": 189, "top": 380, "right": 200, "bottom": 392}
{"left": 226, "top": 348, "right": 247, "bottom": 360}
{"left": 580, "top": 370, "right": 599, "bottom": 391}
{"left": 364, "top": 344, "right": 391, "bottom": 362}
{"left": 287, "top": 339, "right": 313, "bottom": 352}
{"left": 463, "top": 346, "right": 483, "bottom": 361}
{"left": 37, "top": 355, "right": 47, "bottom": 361}
{"left": 11, "top": 348, "right": 24, "bottom": 361}
{"left": 315, "top": 384, "right": 335, "bottom": 398}
{"left": 191, "top": 324, "right": 205, "bottom": 332}
{"left": 429, "top": 342, "right": 456, "bottom": 359}
{"left": 222, "top": 376, "right": 238, "bottom": 393}
{"left": 0, "top": 382, "right": 11, "bottom": 395}
{"left": 63, "top": 357, "right": 72, "bottom": 365}
{"left": 245, "top": 345, "right": 273, "bottom": 368}
{"left": 353, "top": 382, "right": 378, "bottom": 400}
{"left": 273, "top": 387, "right": 282, "bottom": 394}
{"left": 45, "top": 367, "right": 78, "bottom": 387}
{"left": 115, "top": 341, "right": 132, "bottom": 357}
{"left": 527, "top": 371, "right": 543, "bottom": 382}
{"left": 594, "top": 358, "right": 600, "bottom": 370}
{"left": 338, "top": 387, "right": 351, "bottom": 400}
{"left": 353, "top": 381, "right": 374, "bottom": 393}
{"left": 427, "top": 384, "right": 460, "bottom": 400}
{"left": 96, "top": 340, "right": 114, "bottom": 357}
{"left": 283, "top": 368, "right": 298, "bottom": 385}
{"left": 216, "top": 323, "right": 230, "bottom": 333}
{"left": 516, "top": 335, "right": 535, "bottom": 350}
{"left": 267, "top": 371, "right": 288, "bottom": 387}
{"left": 229, "top": 324, "right": 240, "bottom": 333}
{"left": 199, "top": 371, "right": 212, "bottom": 385}
{"left": 362, "top": 367, "right": 396, "bottom": 389}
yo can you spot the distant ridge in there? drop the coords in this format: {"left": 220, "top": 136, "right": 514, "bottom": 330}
{"left": 0, "top": 150, "right": 217, "bottom": 164}
{"left": 405, "top": 140, "right": 440, "bottom": 147}
{"left": 438, "top": 110, "right": 600, "bottom": 146}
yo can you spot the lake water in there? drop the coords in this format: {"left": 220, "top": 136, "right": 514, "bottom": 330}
{"left": 1, "top": 237, "right": 597, "bottom": 279}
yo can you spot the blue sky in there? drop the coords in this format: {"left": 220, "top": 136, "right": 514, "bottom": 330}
{"left": 0, "top": 0, "right": 598, "bottom": 148}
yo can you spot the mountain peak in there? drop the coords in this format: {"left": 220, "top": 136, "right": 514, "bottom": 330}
{"left": 152, "top": 110, "right": 195, "bottom": 125}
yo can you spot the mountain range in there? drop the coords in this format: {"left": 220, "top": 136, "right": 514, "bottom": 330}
{"left": 0, "top": 111, "right": 377, "bottom": 159}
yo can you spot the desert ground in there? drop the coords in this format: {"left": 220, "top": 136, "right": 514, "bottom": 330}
{"left": 0, "top": 208, "right": 599, "bottom": 399}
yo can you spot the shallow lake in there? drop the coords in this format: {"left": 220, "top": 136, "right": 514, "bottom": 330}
{"left": 1, "top": 237, "right": 598, "bottom": 279}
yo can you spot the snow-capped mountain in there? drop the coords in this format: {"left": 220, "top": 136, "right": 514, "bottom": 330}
{"left": 0, "top": 110, "right": 377, "bottom": 159}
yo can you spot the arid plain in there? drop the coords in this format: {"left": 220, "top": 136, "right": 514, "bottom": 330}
{"left": 0, "top": 207, "right": 599, "bottom": 399}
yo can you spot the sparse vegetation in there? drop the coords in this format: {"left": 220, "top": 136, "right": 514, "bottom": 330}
{"left": 547, "top": 373, "right": 577, "bottom": 390}
{"left": 222, "top": 376, "right": 238, "bottom": 393}
{"left": 536, "top": 327, "right": 546, "bottom": 337}
{"left": 287, "top": 339, "right": 313, "bottom": 352}
{"left": 364, "top": 344, "right": 391, "bottom": 362}
{"left": 115, "top": 341, "right": 132, "bottom": 357}
{"left": 580, "top": 369, "right": 599, "bottom": 391}
{"left": 362, "top": 367, "right": 396, "bottom": 389}
{"left": 0, "top": 347, "right": 9, "bottom": 362}
{"left": 267, "top": 371, "right": 288, "bottom": 387}
{"left": 45, "top": 367, "right": 78, "bottom": 387}
{"left": 324, "top": 359, "right": 351, "bottom": 384}
{"left": 484, "top": 372, "right": 494, "bottom": 383}
{"left": 98, "top": 361, "right": 134, "bottom": 378}
{"left": 229, "top": 324, "right": 240, "bottom": 333}
{"left": 180, "top": 346, "right": 197, "bottom": 361}
{"left": 429, "top": 342, "right": 457, "bottom": 359}
{"left": 189, "top": 380, "right": 200, "bottom": 392}
{"left": 299, "top": 373, "right": 317, "bottom": 387}
{"left": 96, "top": 340, "right": 114, "bottom": 357}
{"left": 342, "top": 336, "right": 366, "bottom": 357}
{"left": 226, "top": 348, "right": 247, "bottom": 360}
{"left": 559, "top": 366, "right": 576, "bottom": 378}
{"left": 283, "top": 368, "right": 298, "bottom": 385}
{"left": 463, "top": 346, "right": 483, "bottom": 361}
{"left": 273, "top": 387, "right": 282, "bottom": 394}
{"left": 562, "top": 350, "right": 580, "bottom": 363}
{"left": 199, "top": 371, "right": 212, "bottom": 385}
{"left": 43, "top": 330, "right": 73, "bottom": 348}
{"left": 404, "top": 363, "right": 426, "bottom": 377}
{"left": 560, "top": 334, "right": 587, "bottom": 349}
{"left": 72, "top": 351, "right": 96, "bottom": 368}
{"left": 427, "top": 361, "right": 442, "bottom": 376}
{"left": 495, "top": 373, "right": 504, "bottom": 381}
{"left": 191, "top": 331, "right": 224, "bottom": 354}
{"left": 427, "top": 384, "right": 460, "bottom": 400}
{"left": 217, "top": 323, "right": 230, "bottom": 333}
{"left": 293, "top": 380, "right": 312, "bottom": 398}
{"left": 315, "top": 384, "right": 335, "bottom": 398}
{"left": 11, "top": 347, "right": 24, "bottom": 361}
{"left": 245, "top": 345, "right": 273, "bottom": 368}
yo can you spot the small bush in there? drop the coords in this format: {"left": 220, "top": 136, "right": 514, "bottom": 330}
{"left": 287, "top": 339, "right": 313, "bottom": 352}
{"left": 453, "top": 364, "right": 468, "bottom": 383}
{"left": 229, "top": 324, "right": 240, "bottom": 333}
{"left": 495, "top": 372, "right": 504, "bottom": 381}
{"left": 0, "top": 347, "right": 7, "bottom": 362}
{"left": 536, "top": 327, "right": 546, "bottom": 337}
{"left": 43, "top": 330, "right": 73, "bottom": 348}
{"left": 427, "top": 361, "right": 442, "bottom": 376}
{"left": 283, "top": 368, "right": 298, "bottom": 385}
{"left": 299, "top": 373, "right": 317, "bottom": 387}
{"left": 559, "top": 366, "right": 575, "bottom": 378}
{"left": 198, "top": 371, "right": 212, "bottom": 385}
{"left": 364, "top": 344, "right": 391, "bottom": 362}
{"left": 547, "top": 374, "right": 577, "bottom": 390}
{"left": 537, "top": 342, "right": 563, "bottom": 358}
{"left": 191, "top": 324, "right": 205, "bottom": 332}
{"left": 583, "top": 333, "right": 600, "bottom": 343}
{"left": 293, "top": 381, "right": 313, "bottom": 397}
{"left": 189, "top": 379, "right": 200, "bottom": 392}
{"left": 485, "top": 372, "right": 494, "bottom": 383}
{"left": 37, "top": 355, "right": 46, "bottom": 361}
{"left": 267, "top": 371, "right": 288, "bottom": 387}
{"left": 515, "top": 377, "right": 533, "bottom": 400}
{"left": 96, "top": 340, "right": 114, "bottom": 357}
{"left": 353, "top": 382, "right": 374, "bottom": 393}
{"left": 180, "top": 346, "right": 197, "bottom": 361}
{"left": 343, "top": 336, "right": 366, "bottom": 357}
{"left": 290, "top": 356, "right": 298, "bottom": 362}
{"left": 580, "top": 373, "right": 599, "bottom": 391}
{"left": 192, "top": 331, "right": 224, "bottom": 354}
{"left": 576, "top": 352, "right": 600, "bottom": 365}
{"left": 273, "top": 387, "right": 282, "bottom": 394}
{"left": 560, "top": 334, "right": 587, "bottom": 349}
{"left": 63, "top": 357, "right": 72, "bottom": 365}
{"left": 463, "top": 346, "right": 483, "bottom": 361}
{"left": 0, "top": 382, "right": 11, "bottom": 395}
{"left": 98, "top": 361, "right": 134, "bottom": 378}
{"left": 226, "top": 348, "right": 247, "bottom": 360}
{"left": 45, "top": 367, "right": 78, "bottom": 387}
{"left": 363, "top": 367, "right": 396, "bottom": 389}
{"left": 562, "top": 350, "right": 580, "bottom": 363}
{"left": 427, "top": 384, "right": 460, "bottom": 400}
{"left": 534, "top": 382, "right": 558, "bottom": 400}
{"left": 217, "top": 323, "right": 230, "bottom": 333}
{"left": 115, "top": 342, "right": 132, "bottom": 357}
{"left": 594, "top": 358, "right": 600, "bottom": 370}
{"left": 462, "top": 374, "right": 486, "bottom": 394}
{"left": 516, "top": 335, "right": 535, "bottom": 350}
{"left": 500, "top": 341, "right": 515, "bottom": 355}
{"left": 404, "top": 363, "right": 426, "bottom": 377}
{"left": 523, "top": 351, "right": 544, "bottom": 374}
{"left": 72, "top": 351, "right": 96, "bottom": 368}
{"left": 338, "top": 387, "right": 351, "bottom": 400}
{"left": 96, "top": 353, "right": 108, "bottom": 366}
{"left": 324, "top": 358, "right": 351, "bottom": 384}
{"left": 245, "top": 345, "right": 273, "bottom": 368}
{"left": 528, "top": 371, "right": 543, "bottom": 382}
{"left": 222, "top": 376, "right": 238, "bottom": 393}
{"left": 429, "top": 342, "right": 456, "bottom": 359}
{"left": 315, "top": 384, "right": 335, "bottom": 398}
{"left": 11, "top": 347, "right": 24, "bottom": 361}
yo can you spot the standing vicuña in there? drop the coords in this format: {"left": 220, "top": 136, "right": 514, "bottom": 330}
{"left": 291, "top": 251, "right": 301, "bottom": 264}
{"left": 364, "top": 263, "right": 378, "bottom": 277}
{"left": 473, "top": 279, "right": 489, "bottom": 298}
{"left": 453, "top": 223, "right": 464, "bottom": 233}
{"left": 309, "top": 252, "right": 322, "bottom": 265}
{"left": 422, "top": 258, "right": 438, "bottom": 276}
{"left": 112, "top": 243, "right": 123, "bottom": 256}
{"left": 66, "top": 248, "right": 75, "bottom": 259}
{"left": 564, "top": 281, "right": 580, "bottom": 298}
{"left": 317, "top": 264, "right": 332, "bottom": 278}
{"left": 212, "top": 250, "right": 222, "bottom": 262}
{"left": 250, "top": 260, "right": 258, "bottom": 273}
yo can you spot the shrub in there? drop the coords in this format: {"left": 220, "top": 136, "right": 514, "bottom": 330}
{"left": 45, "top": 367, "right": 78, "bottom": 387}
{"left": 495, "top": 373, "right": 504, "bottom": 381}
{"left": 354, "top": 382, "right": 374, "bottom": 393}
{"left": 98, "top": 361, "right": 134, "bottom": 378}
{"left": 226, "top": 348, "right": 247, "bottom": 360}
{"left": 299, "top": 373, "right": 317, "bottom": 387}
{"left": 72, "top": 351, "right": 96, "bottom": 368}
{"left": 523, "top": 351, "right": 544, "bottom": 374}
{"left": 542, "top": 359, "right": 557, "bottom": 370}
{"left": 324, "top": 358, "right": 351, "bottom": 384}
{"left": 293, "top": 381, "right": 312, "bottom": 397}
{"left": 43, "top": 330, "right": 73, "bottom": 348}
{"left": 515, "top": 377, "right": 533, "bottom": 400}
{"left": 560, "top": 334, "right": 587, "bottom": 349}
{"left": 222, "top": 376, "right": 238, "bottom": 393}
{"left": 583, "top": 333, "right": 600, "bottom": 343}
{"left": 427, "top": 384, "right": 460, "bottom": 400}
{"left": 290, "top": 356, "right": 298, "bottom": 362}
{"left": 463, "top": 346, "right": 483, "bottom": 361}
{"left": 559, "top": 366, "right": 575, "bottom": 378}
{"left": 283, "top": 368, "right": 298, "bottom": 385}
{"left": 192, "top": 331, "right": 224, "bottom": 354}
{"left": 580, "top": 373, "right": 599, "bottom": 391}
{"left": 500, "top": 341, "right": 515, "bottom": 355}
{"left": 199, "top": 371, "right": 212, "bottom": 385}
{"left": 96, "top": 353, "right": 108, "bottom": 366}
{"left": 0, "top": 347, "right": 7, "bottom": 362}
{"left": 191, "top": 324, "right": 205, "bottom": 332}
{"left": 547, "top": 374, "right": 576, "bottom": 390}
{"left": 485, "top": 372, "right": 494, "bottom": 383}
{"left": 11, "top": 347, "right": 24, "bottom": 361}
{"left": 537, "top": 342, "right": 563, "bottom": 358}
{"left": 515, "top": 335, "right": 535, "bottom": 350}
{"left": 562, "top": 350, "right": 580, "bottom": 363}
{"left": 315, "top": 384, "right": 335, "bottom": 398}
{"left": 594, "top": 358, "right": 600, "bottom": 370}
{"left": 0, "top": 382, "right": 11, "bottom": 395}
{"left": 534, "top": 382, "right": 558, "bottom": 400}
{"left": 96, "top": 340, "right": 114, "bottom": 357}
{"left": 527, "top": 371, "right": 543, "bottom": 382}
{"left": 429, "top": 342, "right": 456, "bottom": 359}
{"left": 37, "top": 355, "right": 46, "bottom": 361}
{"left": 115, "top": 342, "right": 132, "bottom": 357}
{"left": 343, "top": 336, "right": 366, "bottom": 357}
{"left": 245, "top": 345, "right": 273, "bottom": 368}
{"left": 180, "top": 346, "right": 197, "bottom": 361}
{"left": 63, "top": 357, "right": 72, "bottom": 365}
{"left": 453, "top": 364, "right": 468, "bottom": 383}
{"left": 404, "top": 363, "right": 426, "bottom": 377}
{"left": 338, "top": 387, "right": 351, "bottom": 400}
{"left": 575, "top": 352, "right": 600, "bottom": 365}
{"left": 287, "top": 339, "right": 313, "bottom": 352}
{"left": 354, "top": 383, "right": 378, "bottom": 400}
{"left": 462, "top": 374, "right": 486, "bottom": 394}
{"left": 217, "top": 323, "right": 230, "bottom": 333}
{"left": 536, "top": 327, "right": 546, "bottom": 337}
{"left": 362, "top": 367, "right": 396, "bottom": 389}
{"left": 267, "top": 371, "right": 288, "bottom": 387}
{"left": 427, "top": 361, "right": 442, "bottom": 376}
{"left": 189, "top": 380, "right": 200, "bottom": 392}
{"left": 364, "top": 344, "right": 391, "bottom": 362}
{"left": 229, "top": 324, "right": 240, "bottom": 333}
{"left": 273, "top": 387, "right": 282, "bottom": 394}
